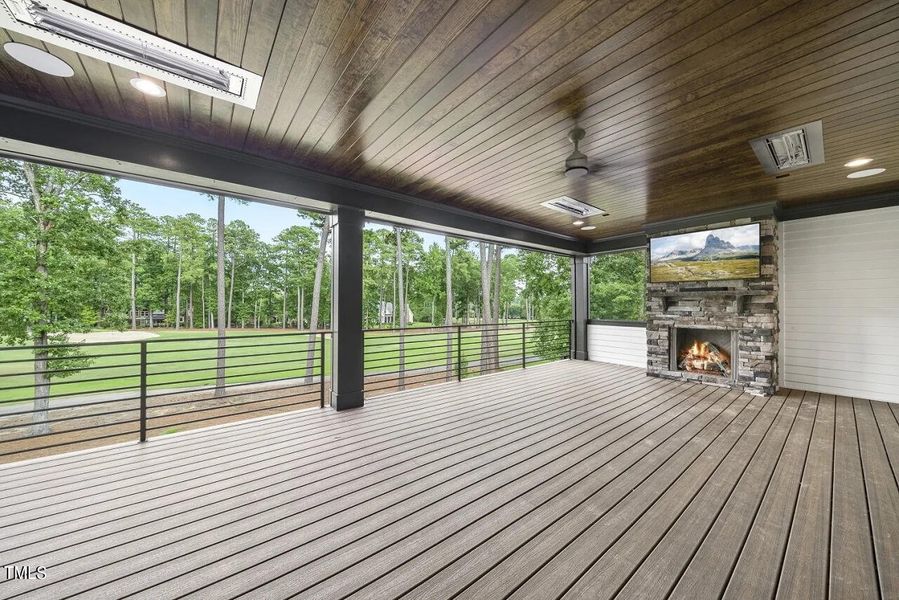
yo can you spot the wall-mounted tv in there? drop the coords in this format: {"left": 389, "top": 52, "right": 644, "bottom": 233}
{"left": 650, "top": 223, "right": 760, "bottom": 283}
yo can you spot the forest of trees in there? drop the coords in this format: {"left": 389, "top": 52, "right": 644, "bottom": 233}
{"left": 0, "top": 159, "right": 577, "bottom": 345}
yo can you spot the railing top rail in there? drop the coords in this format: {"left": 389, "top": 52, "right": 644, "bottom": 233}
{"left": 0, "top": 330, "right": 333, "bottom": 352}
{"left": 362, "top": 319, "right": 572, "bottom": 334}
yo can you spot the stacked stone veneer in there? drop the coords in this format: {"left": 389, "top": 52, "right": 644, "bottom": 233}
{"left": 646, "top": 217, "right": 778, "bottom": 396}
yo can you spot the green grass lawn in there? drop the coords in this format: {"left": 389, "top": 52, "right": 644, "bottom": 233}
{"left": 0, "top": 324, "right": 570, "bottom": 405}
{"left": 650, "top": 258, "right": 760, "bottom": 283}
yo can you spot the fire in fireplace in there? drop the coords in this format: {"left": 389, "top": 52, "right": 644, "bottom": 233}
{"left": 672, "top": 328, "right": 735, "bottom": 379}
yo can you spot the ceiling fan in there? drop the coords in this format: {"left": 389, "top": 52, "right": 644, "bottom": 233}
{"left": 561, "top": 126, "right": 603, "bottom": 179}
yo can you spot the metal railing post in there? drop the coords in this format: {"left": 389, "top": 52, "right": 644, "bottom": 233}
{"left": 319, "top": 332, "right": 326, "bottom": 408}
{"left": 521, "top": 322, "right": 526, "bottom": 369}
{"left": 139, "top": 340, "right": 147, "bottom": 442}
{"left": 456, "top": 325, "right": 463, "bottom": 381}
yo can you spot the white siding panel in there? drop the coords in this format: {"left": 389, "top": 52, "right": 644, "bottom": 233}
{"left": 587, "top": 324, "right": 647, "bottom": 369}
{"left": 780, "top": 206, "right": 899, "bottom": 403}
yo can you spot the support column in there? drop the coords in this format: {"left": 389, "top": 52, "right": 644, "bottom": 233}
{"left": 572, "top": 255, "right": 589, "bottom": 360}
{"left": 330, "top": 206, "right": 365, "bottom": 410}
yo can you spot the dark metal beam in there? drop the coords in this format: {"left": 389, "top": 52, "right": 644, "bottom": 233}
{"left": 0, "top": 95, "right": 587, "bottom": 254}
{"left": 330, "top": 207, "right": 365, "bottom": 410}
{"left": 571, "top": 256, "right": 589, "bottom": 361}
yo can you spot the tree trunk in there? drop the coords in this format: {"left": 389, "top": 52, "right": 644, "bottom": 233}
{"left": 282, "top": 289, "right": 287, "bottom": 329}
{"left": 227, "top": 256, "right": 236, "bottom": 328}
{"left": 396, "top": 228, "right": 406, "bottom": 390}
{"left": 492, "top": 245, "right": 501, "bottom": 367}
{"left": 188, "top": 284, "right": 194, "bottom": 329}
{"left": 306, "top": 218, "right": 331, "bottom": 382}
{"left": 300, "top": 286, "right": 305, "bottom": 330}
{"left": 215, "top": 195, "right": 226, "bottom": 397}
{"left": 444, "top": 238, "right": 453, "bottom": 381}
{"left": 479, "top": 243, "right": 493, "bottom": 372}
{"left": 23, "top": 163, "right": 51, "bottom": 436}
{"left": 200, "top": 276, "right": 205, "bottom": 329}
{"left": 174, "top": 250, "right": 182, "bottom": 329}
{"left": 130, "top": 231, "right": 137, "bottom": 330}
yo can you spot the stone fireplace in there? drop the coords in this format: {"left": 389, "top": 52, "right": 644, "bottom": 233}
{"left": 646, "top": 218, "right": 778, "bottom": 396}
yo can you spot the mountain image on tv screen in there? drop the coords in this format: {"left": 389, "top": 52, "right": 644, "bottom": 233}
{"left": 650, "top": 223, "right": 760, "bottom": 283}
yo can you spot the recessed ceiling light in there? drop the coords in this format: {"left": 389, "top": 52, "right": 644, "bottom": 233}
{"left": 572, "top": 220, "right": 585, "bottom": 226}
{"left": 3, "top": 42, "right": 73, "bottom": 77}
{"left": 844, "top": 158, "right": 873, "bottom": 168}
{"left": 847, "top": 168, "right": 885, "bottom": 179}
{"left": 130, "top": 77, "right": 166, "bottom": 97}
{"left": 580, "top": 225, "right": 596, "bottom": 231}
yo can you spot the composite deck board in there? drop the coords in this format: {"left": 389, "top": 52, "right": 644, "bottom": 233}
{"left": 828, "top": 397, "right": 880, "bottom": 600}
{"left": 2, "top": 368, "right": 633, "bottom": 549}
{"left": 0, "top": 361, "right": 895, "bottom": 600}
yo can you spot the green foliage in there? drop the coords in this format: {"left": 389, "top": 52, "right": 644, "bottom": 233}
{"left": 0, "top": 160, "right": 124, "bottom": 343}
{"left": 589, "top": 250, "right": 646, "bottom": 321}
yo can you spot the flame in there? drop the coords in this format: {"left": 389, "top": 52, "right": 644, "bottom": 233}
{"left": 680, "top": 338, "right": 730, "bottom": 375}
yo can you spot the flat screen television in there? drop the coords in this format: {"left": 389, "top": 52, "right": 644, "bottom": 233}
{"left": 649, "top": 223, "right": 760, "bottom": 283}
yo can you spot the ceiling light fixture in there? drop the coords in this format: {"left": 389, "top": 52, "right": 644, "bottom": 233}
{"left": 130, "top": 76, "right": 165, "bottom": 97}
{"left": 580, "top": 225, "right": 596, "bottom": 231}
{"left": 844, "top": 158, "right": 873, "bottom": 168}
{"left": 0, "top": 0, "right": 261, "bottom": 107}
{"left": 847, "top": 168, "right": 885, "bottom": 179}
{"left": 3, "top": 41, "right": 73, "bottom": 76}
{"left": 572, "top": 220, "right": 585, "bottom": 226}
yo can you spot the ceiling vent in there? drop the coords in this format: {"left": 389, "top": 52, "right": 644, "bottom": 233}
{"left": 749, "top": 120, "right": 824, "bottom": 175}
{"left": 540, "top": 196, "right": 608, "bottom": 218}
{"left": 0, "top": 0, "right": 262, "bottom": 108}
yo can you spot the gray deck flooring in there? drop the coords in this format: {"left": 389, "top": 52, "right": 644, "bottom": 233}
{"left": 0, "top": 360, "right": 897, "bottom": 599}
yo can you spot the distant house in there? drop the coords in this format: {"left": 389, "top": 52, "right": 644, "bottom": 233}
{"left": 135, "top": 309, "right": 166, "bottom": 327}
{"left": 378, "top": 301, "right": 413, "bottom": 325}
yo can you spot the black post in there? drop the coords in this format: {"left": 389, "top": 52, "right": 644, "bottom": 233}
{"left": 456, "top": 325, "right": 462, "bottom": 381}
{"left": 571, "top": 256, "right": 589, "bottom": 360}
{"left": 139, "top": 340, "right": 147, "bottom": 442}
{"left": 330, "top": 207, "right": 365, "bottom": 410}
{"left": 521, "top": 322, "right": 526, "bottom": 369}
{"left": 319, "top": 331, "right": 326, "bottom": 408}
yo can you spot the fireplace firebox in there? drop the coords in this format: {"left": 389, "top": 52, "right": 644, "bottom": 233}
{"left": 670, "top": 327, "right": 737, "bottom": 380}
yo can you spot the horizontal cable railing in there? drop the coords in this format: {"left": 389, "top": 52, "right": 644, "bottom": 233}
{"left": 0, "top": 331, "right": 329, "bottom": 463}
{"left": 362, "top": 320, "right": 573, "bottom": 396}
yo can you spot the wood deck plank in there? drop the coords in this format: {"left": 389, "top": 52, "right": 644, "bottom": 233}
{"left": 561, "top": 390, "right": 785, "bottom": 600}
{"left": 775, "top": 394, "right": 835, "bottom": 600}
{"left": 352, "top": 385, "right": 730, "bottom": 600}
{"left": 3, "top": 368, "right": 632, "bottom": 556}
{"left": 469, "top": 392, "right": 759, "bottom": 600}
{"left": 854, "top": 398, "right": 899, "bottom": 600}
{"left": 135, "top": 377, "right": 687, "bottom": 598}
{"left": 4, "top": 367, "right": 663, "bottom": 598}
{"left": 828, "top": 396, "right": 880, "bottom": 600}
{"left": 0, "top": 362, "right": 894, "bottom": 600}
{"left": 721, "top": 392, "right": 819, "bottom": 600}
{"left": 616, "top": 389, "right": 799, "bottom": 600}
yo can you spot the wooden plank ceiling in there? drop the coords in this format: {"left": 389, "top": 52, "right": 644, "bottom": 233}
{"left": 1, "top": 0, "right": 898, "bottom": 240}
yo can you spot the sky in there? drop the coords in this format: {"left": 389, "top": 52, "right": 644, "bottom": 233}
{"left": 119, "top": 178, "right": 444, "bottom": 246}
{"left": 649, "top": 224, "right": 759, "bottom": 259}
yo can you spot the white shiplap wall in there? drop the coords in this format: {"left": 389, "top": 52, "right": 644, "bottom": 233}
{"left": 780, "top": 206, "right": 899, "bottom": 403}
{"left": 587, "top": 324, "right": 647, "bottom": 369}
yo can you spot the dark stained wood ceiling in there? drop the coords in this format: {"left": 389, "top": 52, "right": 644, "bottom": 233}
{"left": 1, "top": 0, "right": 898, "bottom": 240}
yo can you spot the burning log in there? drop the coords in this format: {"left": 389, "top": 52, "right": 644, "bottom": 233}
{"left": 679, "top": 340, "right": 730, "bottom": 375}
